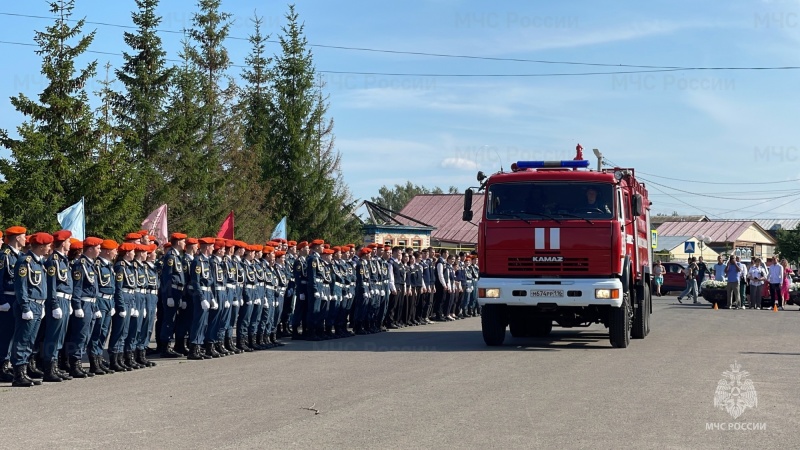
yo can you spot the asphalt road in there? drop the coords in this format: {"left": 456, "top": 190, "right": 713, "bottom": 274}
{"left": 1, "top": 295, "right": 798, "bottom": 449}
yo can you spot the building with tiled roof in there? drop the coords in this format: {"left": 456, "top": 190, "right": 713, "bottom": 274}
{"left": 397, "top": 194, "right": 484, "bottom": 249}
{"left": 656, "top": 220, "right": 776, "bottom": 261}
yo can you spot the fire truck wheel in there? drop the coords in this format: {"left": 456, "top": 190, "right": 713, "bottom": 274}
{"left": 528, "top": 318, "right": 553, "bottom": 337}
{"left": 481, "top": 304, "right": 507, "bottom": 346}
{"left": 632, "top": 286, "right": 647, "bottom": 339}
{"left": 509, "top": 317, "right": 527, "bottom": 338}
{"left": 609, "top": 294, "right": 631, "bottom": 348}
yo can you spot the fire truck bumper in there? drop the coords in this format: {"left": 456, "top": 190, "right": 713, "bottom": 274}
{"left": 476, "top": 278, "right": 624, "bottom": 308}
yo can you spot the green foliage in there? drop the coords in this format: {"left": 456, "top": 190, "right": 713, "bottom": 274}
{"left": 0, "top": 0, "right": 98, "bottom": 231}
{"left": 775, "top": 225, "right": 800, "bottom": 264}
{"left": 371, "top": 182, "right": 460, "bottom": 212}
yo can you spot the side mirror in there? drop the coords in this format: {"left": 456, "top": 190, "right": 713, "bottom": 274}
{"left": 632, "top": 194, "right": 644, "bottom": 217}
{"left": 462, "top": 189, "right": 474, "bottom": 222}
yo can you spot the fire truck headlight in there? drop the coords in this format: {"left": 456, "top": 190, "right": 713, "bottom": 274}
{"left": 479, "top": 288, "right": 501, "bottom": 298}
{"left": 595, "top": 289, "right": 620, "bottom": 299}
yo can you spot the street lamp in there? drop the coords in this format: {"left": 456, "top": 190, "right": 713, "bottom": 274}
{"left": 592, "top": 148, "right": 602, "bottom": 172}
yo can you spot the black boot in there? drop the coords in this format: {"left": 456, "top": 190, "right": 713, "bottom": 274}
{"left": 161, "top": 342, "right": 181, "bottom": 359}
{"left": 42, "top": 361, "right": 63, "bottom": 382}
{"left": 0, "top": 360, "right": 13, "bottom": 382}
{"left": 136, "top": 349, "right": 155, "bottom": 368}
{"left": 108, "top": 353, "right": 123, "bottom": 372}
{"left": 174, "top": 338, "right": 189, "bottom": 356}
{"left": 214, "top": 342, "right": 229, "bottom": 357}
{"left": 98, "top": 354, "right": 114, "bottom": 374}
{"left": 115, "top": 353, "right": 131, "bottom": 371}
{"left": 27, "top": 359, "right": 44, "bottom": 380}
{"left": 204, "top": 342, "right": 220, "bottom": 358}
{"left": 88, "top": 354, "right": 106, "bottom": 376}
{"left": 187, "top": 344, "right": 204, "bottom": 360}
{"left": 225, "top": 336, "right": 242, "bottom": 354}
{"left": 236, "top": 335, "right": 252, "bottom": 352}
{"left": 69, "top": 357, "right": 89, "bottom": 378}
{"left": 12, "top": 364, "right": 39, "bottom": 387}
{"left": 248, "top": 334, "right": 262, "bottom": 350}
{"left": 291, "top": 326, "right": 304, "bottom": 340}
{"left": 124, "top": 351, "right": 141, "bottom": 370}
{"left": 271, "top": 333, "right": 285, "bottom": 347}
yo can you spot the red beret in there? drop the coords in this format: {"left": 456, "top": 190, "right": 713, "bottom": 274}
{"left": 263, "top": 246, "right": 274, "bottom": 254}
{"left": 6, "top": 226, "right": 26, "bottom": 235}
{"left": 148, "top": 244, "right": 157, "bottom": 252}
{"left": 252, "top": 245, "right": 263, "bottom": 252}
{"left": 171, "top": 232, "right": 187, "bottom": 240}
{"left": 359, "top": 248, "right": 372, "bottom": 256}
{"left": 199, "top": 237, "right": 215, "bottom": 245}
{"left": 52, "top": 230, "right": 72, "bottom": 242}
{"left": 134, "top": 244, "right": 147, "bottom": 252}
{"left": 275, "top": 251, "right": 285, "bottom": 257}
{"left": 186, "top": 238, "right": 199, "bottom": 245}
{"left": 147, "top": 235, "right": 156, "bottom": 241}
{"left": 332, "top": 246, "right": 341, "bottom": 252}
{"left": 101, "top": 240, "right": 118, "bottom": 250}
{"left": 119, "top": 243, "right": 136, "bottom": 252}
{"left": 125, "top": 232, "right": 142, "bottom": 241}
{"left": 297, "top": 241, "right": 308, "bottom": 249}
{"left": 71, "top": 240, "right": 83, "bottom": 250}
{"left": 163, "top": 242, "right": 172, "bottom": 249}
{"left": 83, "top": 237, "right": 103, "bottom": 247}
{"left": 288, "top": 241, "right": 297, "bottom": 247}
{"left": 322, "top": 249, "right": 334, "bottom": 255}
{"left": 137, "top": 230, "right": 149, "bottom": 236}
{"left": 383, "top": 245, "right": 391, "bottom": 251}
{"left": 311, "top": 239, "right": 325, "bottom": 246}
{"left": 29, "top": 232, "right": 54, "bottom": 245}
{"left": 224, "top": 239, "right": 235, "bottom": 248}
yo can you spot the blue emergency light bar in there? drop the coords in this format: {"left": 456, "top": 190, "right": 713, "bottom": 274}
{"left": 515, "top": 160, "right": 590, "bottom": 169}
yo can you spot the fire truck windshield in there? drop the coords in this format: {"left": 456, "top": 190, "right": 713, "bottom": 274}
{"left": 486, "top": 182, "right": 614, "bottom": 220}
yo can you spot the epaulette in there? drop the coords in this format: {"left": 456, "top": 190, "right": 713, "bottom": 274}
{"left": 3, "top": 248, "right": 9, "bottom": 255}
{"left": 52, "top": 253, "right": 59, "bottom": 260}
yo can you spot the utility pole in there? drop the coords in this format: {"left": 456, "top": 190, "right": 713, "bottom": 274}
{"left": 592, "top": 148, "right": 603, "bottom": 171}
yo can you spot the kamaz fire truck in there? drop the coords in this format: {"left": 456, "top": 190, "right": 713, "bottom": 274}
{"left": 463, "top": 145, "right": 653, "bottom": 348}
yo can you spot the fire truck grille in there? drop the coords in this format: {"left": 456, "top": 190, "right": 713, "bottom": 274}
{"left": 507, "top": 257, "right": 590, "bottom": 273}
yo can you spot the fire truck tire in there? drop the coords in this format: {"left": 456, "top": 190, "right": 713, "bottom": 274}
{"left": 528, "top": 318, "right": 553, "bottom": 337}
{"left": 509, "top": 317, "right": 526, "bottom": 338}
{"left": 481, "top": 304, "right": 507, "bottom": 346}
{"left": 632, "top": 286, "right": 647, "bottom": 339}
{"left": 609, "top": 294, "right": 631, "bottom": 348}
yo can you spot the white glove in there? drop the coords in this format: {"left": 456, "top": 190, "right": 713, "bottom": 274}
{"left": 110, "top": 308, "right": 116, "bottom": 317}
{"left": 75, "top": 308, "right": 85, "bottom": 319}
{"left": 254, "top": 299, "right": 261, "bottom": 305}
{"left": 0, "top": 303, "right": 9, "bottom": 312}
{"left": 180, "top": 301, "right": 187, "bottom": 310}
{"left": 142, "top": 309, "right": 147, "bottom": 319}
{"left": 201, "top": 300, "right": 210, "bottom": 310}
{"left": 211, "top": 300, "right": 219, "bottom": 310}
{"left": 130, "top": 309, "right": 137, "bottom": 318}
{"left": 22, "top": 310, "right": 34, "bottom": 320}
{"left": 224, "top": 301, "right": 231, "bottom": 309}
{"left": 52, "top": 307, "right": 63, "bottom": 319}
{"left": 299, "top": 294, "right": 305, "bottom": 301}
{"left": 69, "top": 305, "right": 73, "bottom": 315}
{"left": 381, "top": 290, "right": 385, "bottom": 296}
{"left": 314, "top": 292, "right": 320, "bottom": 298}
{"left": 94, "top": 310, "right": 102, "bottom": 319}
{"left": 167, "top": 298, "right": 175, "bottom": 308}
{"left": 246, "top": 300, "right": 252, "bottom": 305}
{"left": 41, "top": 308, "right": 45, "bottom": 319}
{"left": 119, "top": 310, "right": 127, "bottom": 318}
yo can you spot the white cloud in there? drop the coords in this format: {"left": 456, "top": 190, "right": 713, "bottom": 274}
{"left": 440, "top": 157, "right": 479, "bottom": 170}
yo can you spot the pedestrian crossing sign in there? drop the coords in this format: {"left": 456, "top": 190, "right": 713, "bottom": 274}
{"left": 651, "top": 230, "right": 657, "bottom": 249}
{"left": 684, "top": 241, "right": 695, "bottom": 253}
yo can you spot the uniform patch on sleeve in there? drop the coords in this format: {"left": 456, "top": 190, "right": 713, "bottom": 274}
{"left": 47, "top": 266, "right": 56, "bottom": 276}
{"left": 18, "top": 266, "right": 27, "bottom": 277}
{"left": 73, "top": 271, "right": 81, "bottom": 280}
{"left": 116, "top": 273, "right": 124, "bottom": 281}
{"left": 195, "top": 266, "right": 201, "bottom": 274}
{"left": 167, "top": 257, "right": 174, "bottom": 267}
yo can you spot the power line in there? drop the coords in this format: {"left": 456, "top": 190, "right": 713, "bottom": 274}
{"left": 647, "top": 183, "right": 721, "bottom": 219}
{"left": 639, "top": 177, "right": 800, "bottom": 201}
{"left": 3, "top": 11, "right": 800, "bottom": 74}
{"left": 636, "top": 170, "right": 800, "bottom": 185}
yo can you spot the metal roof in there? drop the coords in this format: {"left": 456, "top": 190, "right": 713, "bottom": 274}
{"left": 398, "top": 194, "right": 484, "bottom": 244}
{"left": 754, "top": 219, "right": 800, "bottom": 232}
{"left": 656, "top": 221, "right": 776, "bottom": 244}
{"left": 654, "top": 235, "right": 693, "bottom": 252}
{"left": 651, "top": 215, "right": 708, "bottom": 226}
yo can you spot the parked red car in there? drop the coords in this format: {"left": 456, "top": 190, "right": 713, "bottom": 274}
{"left": 654, "top": 262, "right": 687, "bottom": 294}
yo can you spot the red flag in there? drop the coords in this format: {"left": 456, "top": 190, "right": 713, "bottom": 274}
{"left": 217, "top": 211, "right": 234, "bottom": 239}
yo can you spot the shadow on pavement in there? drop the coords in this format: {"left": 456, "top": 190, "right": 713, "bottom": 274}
{"left": 739, "top": 351, "right": 800, "bottom": 356}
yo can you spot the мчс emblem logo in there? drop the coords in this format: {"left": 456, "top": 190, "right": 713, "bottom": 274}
{"left": 713, "top": 361, "right": 757, "bottom": 419}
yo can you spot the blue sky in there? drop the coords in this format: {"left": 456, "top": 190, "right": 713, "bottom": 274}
{"left": 1, "top": 0, "right": 799, "bottom": 220}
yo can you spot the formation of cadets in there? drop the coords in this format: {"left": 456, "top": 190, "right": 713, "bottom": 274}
{"left": 0, "top": 227, "right": 480, "bottom": 387}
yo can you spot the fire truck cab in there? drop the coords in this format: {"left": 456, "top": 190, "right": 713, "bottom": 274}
{"left": 464, "top": 147, "right": 652, "bottom": 348}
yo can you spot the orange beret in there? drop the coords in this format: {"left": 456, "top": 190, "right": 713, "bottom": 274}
{"left": 297, "top": 241, "right": 308, "bottom": 249}
{"left": 52, "top": 230, "right": 72, "bottom": 242}
{"left": 186, "top": 238, "right": 199, "bottom": 245}
{"left": 171, "top": 232, "right": 187, "bottom": 240}
{"left": 367, "top": 243, "right": 379, "bottom": 249}
{"left": 147, "top": 235, "right": 156, "bottom": 241}
{"left": 253, "top": 245, "right": 263, "bottom": 252}
{"left": 323, "top": 243, "right": 331, "bottom": 249}
{"left": 119, "top": 243, "right": 135, "bottom": 252}
{"left": 199, "top": 237, "right": 215, "bottom": 245}
{"left": 347, "top": 244, "right": 356, "bottom": 248}
{"left": 225, "top": 239, "right": 235, "bottom": 248}
{"left": 163, "top": 242, "right": 171, "bottom": 248}
{"left": 384, "top": 245, "right": 391, "bottom": 251}
{"left": 101, "top": 239, "right": 118, "bottom": 250}
{"left": 359, "top": 248, "right": 372, "bottom": 256}
{"left": 137, "top": 230, "right": 149, "bottom": 236}
{"left": 71, "top": 240, "right": 83, "bottom": 250}
{"left": 125, "top": 232, "right": 142, "bottom": 241}
{"left": 134, "top": 244, "right": 148, "bottom": 252}
{"left": 311, "top": 239, "right": 324, "bottom": 246}
{"left": 29, "top": 232, "right": 54, "bottom": 245}
{"left": 6, "top": 226, "right": 26, "bottom": 235}
{"left": 322, "top": 249, "right": 334, "bottom": 255}
{"left": 84, "top": 237, "right": 104, "bottom": 247}
{"left": 275, "top": 250, "right": 286, "bottom": 257}
{"left": 288, "top": 241, "right": 297, "bottom": 247}
{"left": 213, "top": 242, "right": 225, "bottom": 250}
{"left": 149, "top": 244, "right": 157, "bottom": 252}
{"left": 263, "top": 246, "right": 274, "bottom": 254}
{"left": 332, "top": 246, "right": 341, "bottom": 252}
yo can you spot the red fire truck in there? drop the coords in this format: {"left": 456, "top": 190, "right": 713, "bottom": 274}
{"left": 463, "top": 146, "right": 653, "bottom": 348}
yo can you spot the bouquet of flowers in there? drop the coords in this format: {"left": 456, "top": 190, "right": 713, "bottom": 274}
{"left": 701, "top": 280, "right": 727, "bottom": 290}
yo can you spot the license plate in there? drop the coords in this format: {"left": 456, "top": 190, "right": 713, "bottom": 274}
{"left": 530, "top": 289, "right": 564, "bottom": 298}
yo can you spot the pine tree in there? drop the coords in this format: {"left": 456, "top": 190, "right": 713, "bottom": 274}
{"left": 114, "top": 0, "right": 172, "bottom": 211}
{"left": 186, "top": 0, "right": 233, "bottom": 228}
{"left": 269, "top": 5, "right": 358, "bottom": 241}
{"left": 0, "top": 0, "right": 98, "bottom": 231}
{"left": 158, "top": 38, "right": 207, "bottom": 237}
{"left": 84, "top": 63, "right": 144, "bottom": 238}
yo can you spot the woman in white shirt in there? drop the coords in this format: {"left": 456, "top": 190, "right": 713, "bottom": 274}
{"left": 747, "top": 258, "right": 766, "bottom": 310}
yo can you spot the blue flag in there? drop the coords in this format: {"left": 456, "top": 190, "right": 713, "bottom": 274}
{"left": 57, "top": 197, "right": 85, "bottom": 240}
{"left": 270, "top": 217, "right": 287, "bottom": 241}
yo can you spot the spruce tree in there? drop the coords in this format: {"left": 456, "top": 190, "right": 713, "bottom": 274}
{"left": 114, "top": 0, "right": 172, "bottom": 211}
{"left": 0, "top": 0, "right": 98, "bottom": 231}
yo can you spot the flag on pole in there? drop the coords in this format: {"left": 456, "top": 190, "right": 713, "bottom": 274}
{"left": 57, "top": 197, "right": 85, "bottom": 240}
{"left": 217, "top": 211, "right": 234, "bottom": 239}
{"left": 142, "top": 204, "right": 169, "bottom": 245}
{"left": 270, "top": 217, "right": 287, "bottom": 241}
